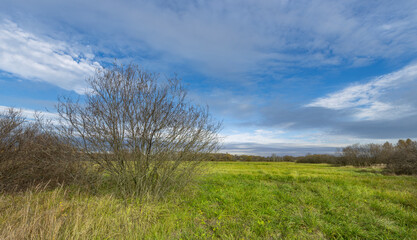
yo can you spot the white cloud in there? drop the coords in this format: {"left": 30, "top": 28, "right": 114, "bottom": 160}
{"left": 220, "top": 127, "right": 346, "bottom": 156}
{"left": 307, "top": 63, "right": 417, "bottom": 120}
{"left": 0, "top": 105, "right": 58, "bottom": 120}
{"left": 0, "top": 20, "right": 101, "bottom": 93}
{"left": 2, "top": 0, "right": 417, "bottom": 78}
{"left": 222, "top": 128, "right": 344, "bottom": 147}
{"left": 222, "top": 129, "right": 286, "bottom": 145}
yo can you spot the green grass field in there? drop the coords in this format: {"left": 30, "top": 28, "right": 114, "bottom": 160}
{"left": 1, "top": 162, "right": 416, "bottom": 239}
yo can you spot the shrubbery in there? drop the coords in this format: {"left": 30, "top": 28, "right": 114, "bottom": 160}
{"left": 281, "top": 139, "right": 417, "bottom": 175}
{"left": 338, "top": 143, "right": 389, "bottom": 166}
{"left": 207, "top": 145, "right": 417, "bottom": 176}
{"left": 338, "top": 139, "right": 417, "bottom": 175}
{"left": 0, "top": 109, "right": 83, "bottom": 192}
{"left": 208, "top": 140, "right": 416, "bottom": 175}
{"left": 1, "top": 63, "right": 221, "bottom": 198}
{"left": 57, "top": 63, "right": 220, "bottom": 198}
{"left": 386, "top": 139, "right": 417, "bottom": 174}
{"left": 1, "top": 61, "right": 416, "bottom": 195}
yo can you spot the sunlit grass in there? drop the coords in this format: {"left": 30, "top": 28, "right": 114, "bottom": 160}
{"left": 1, "top": 162, "right": 416, "bottom": 239}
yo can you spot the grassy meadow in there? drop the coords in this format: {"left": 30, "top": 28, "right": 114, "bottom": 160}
{"left": 1, "top": 162, "right": 416, "bottom": 239}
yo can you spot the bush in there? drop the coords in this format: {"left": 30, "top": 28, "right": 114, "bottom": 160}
{"left": 386, "top": 139, "right": 417, "bottom": 175}
{"left": 0, "top": 109, "right": 83, "bottom": 192}
{"left": 339, "top": 143, "right": 385, "bottom": 167}
{"left": 57, "top": 63, "right": 221, "bottom": 198}
{"left": 339, "top": 139, "right": 417, "bottom": 175}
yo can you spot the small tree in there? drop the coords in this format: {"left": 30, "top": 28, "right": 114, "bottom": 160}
{"left": 57, "top": 63, "right": 221, "bottom": 198}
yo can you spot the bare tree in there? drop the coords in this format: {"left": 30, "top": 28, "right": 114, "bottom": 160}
{"left": 387, "top": 139, "right": 417, "bottom": 175}
{"left": 57, "top": 63, "right": 221, "bottom": 198}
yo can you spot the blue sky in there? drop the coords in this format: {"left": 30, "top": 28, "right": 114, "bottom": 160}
{"left": 1, "top": 0, "right": 417, "bottom": 156}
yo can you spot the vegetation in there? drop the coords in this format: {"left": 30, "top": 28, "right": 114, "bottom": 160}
{"left": 339, "top": 140, "right": 417, "bottom": 175}
{"left": 206, "top": 153, "right": 286, "bottom": 162}
{"left": 1, "top": 63, "right": 220, "bottom": 199}
{"left": 1, "top": 63, "right": 416, "bottom": 239}
{"left": 209, "top": 140, "right": 417, "bottom": 175}
{"left": 388, "top": 139, "right": 417, "bottom": 175}
{"left": 206, "top": 153, "right": 338, "bottom": 163}
{"left": 57, "top": 62, "right": 219, "bottom": 198}
{"left": 1, "top": 162, "right": 416, "bottom": 239}
{"left": 0, "top": 109, "right": 84, "bottom": 192}
{"left": 294, "top": 154, "right": 339, "bottom": 164}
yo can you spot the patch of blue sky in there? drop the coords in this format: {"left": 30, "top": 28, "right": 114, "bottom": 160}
{"left": 1, "top": 0, "right": 417, "bottom": 155}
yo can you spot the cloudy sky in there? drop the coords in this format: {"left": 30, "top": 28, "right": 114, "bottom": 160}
{"left": 1, "top": 0, "right": 417, "bottom": 156}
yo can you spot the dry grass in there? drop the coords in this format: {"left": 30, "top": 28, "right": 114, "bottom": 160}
{"left": 0, "top": 185, "right": 167, "bottom": 240}
{"left": 1, "top": 162, "right": 416, "bottom": 239}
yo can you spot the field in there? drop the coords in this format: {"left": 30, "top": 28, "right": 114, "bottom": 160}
{"left": 1, "top": 162, "right": 416, "bottom": 239}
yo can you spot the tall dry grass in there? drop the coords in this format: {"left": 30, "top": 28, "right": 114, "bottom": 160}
{"left": 0, "top": 185, "right": 168, "bottom": 240}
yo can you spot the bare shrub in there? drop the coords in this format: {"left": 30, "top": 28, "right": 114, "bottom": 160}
{"left": 340, "top": 143, "right": 385, "bottom": 167}
{"left": 0, "top": 108, "right": 24, "bottom": 164}
{"left": 386, "top": 139, "right": 417, "bottom": 175}
{"left": 0, "top": 109, "right": 83, "bottom": 192}
{"left": 339, "top": 139, "right": 417, "bottom": 175}
{"left": 57, "top": 63, "right": 221, "bottom": 198}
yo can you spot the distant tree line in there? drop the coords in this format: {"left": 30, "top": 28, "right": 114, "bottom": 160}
{"left": 208, "top": 139, "right": 417, "bottom": 175}
{"left": 206, "top": 153, "right": 338, "bottom": 163}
